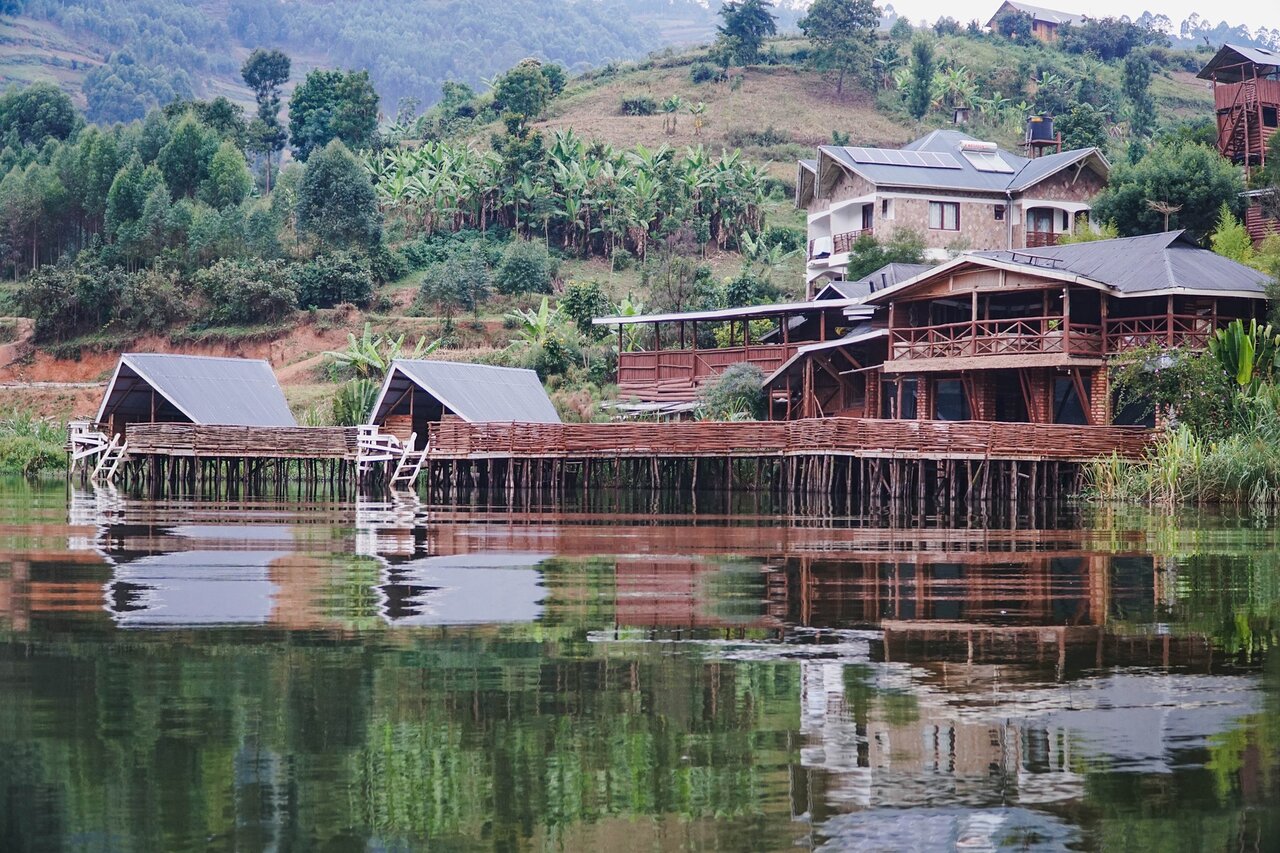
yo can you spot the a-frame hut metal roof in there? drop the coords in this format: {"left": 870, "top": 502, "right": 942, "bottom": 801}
{"left": 369, "top": 359, "right": 561, "bottom": 425}
{"left": 96, "top": 353, "right": 297, "bottom": 427}
{"left": 1197, "top": 43, "right": 1280, "bottom": 82}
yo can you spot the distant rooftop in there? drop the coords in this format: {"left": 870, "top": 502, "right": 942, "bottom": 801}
{"left": 811, "top": 129, "right": 1108, "bottom": 196}
{"left": 986, "top": 1, "right": 1085, "bottom": 27}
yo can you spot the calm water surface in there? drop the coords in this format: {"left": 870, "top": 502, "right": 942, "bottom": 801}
{"left": 1, "top": 481, "right": 1278, "bottom": 851}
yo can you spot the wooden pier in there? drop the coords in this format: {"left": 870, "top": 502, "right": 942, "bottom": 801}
{"left": 71, "top": 417, "right": 1155, "bottom": 505}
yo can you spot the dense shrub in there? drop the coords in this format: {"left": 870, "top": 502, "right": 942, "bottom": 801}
{"left": 698, "top": 363, "right": 766, "bottom": 420}
{"left": 690, "top": 62, "right": 726, "bottom": 84}
{"left": 292, "top": 252, "right": 374, "bottom": 308}
{"left": 763, "top": 225, "right": 805, "bottom": 254}
{"left": 194, "top": 258, "right": 297, "bottom": 325}
{"left": 620, "top": 96, "right": 658, "bottom": 116}
{"left": 0, "top": 412, "right": 66, "bottom": 477}
{"left": 16, "top": 259, "right": 130, "bottom": 342}
{"left": 332, "top": 377, "right": 380, "bottom": 426}
{"left": 369, "top": 242, "right": 409, "bottom": 283}
{"left": 114, "top": 267, "right": 189, "bottom": 332}
{"left": 495, "top": 239, "right": 557, "bottom": 295}
{"left": 559, "top": 280, "right": 612, "bottom": 337}
{"left": 419, "top": 244, "right": 492, "bottom": 320}
{"left": 726, "top": 126, "right": 791, "bottom": 147}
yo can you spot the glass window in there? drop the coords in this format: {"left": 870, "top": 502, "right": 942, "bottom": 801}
{"left": 934, "top": 379, "right": 970, "bottom": 421}
{"left": 929, "top": 201, "right": 960, "bottom": 231}
{"left": 994, "top": 204, "right": 1005, "bottom": 221}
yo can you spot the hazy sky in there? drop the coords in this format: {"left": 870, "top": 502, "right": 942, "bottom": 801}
{"left": 891, "top": 0, "right": 1279, "bottom": 29}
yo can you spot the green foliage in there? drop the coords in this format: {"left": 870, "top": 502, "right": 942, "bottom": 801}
{"left": 716, "top": 0, "right": 778, "bottom": 65}
{"left": 297, "top": 141, "right": 382, "bottom": 252}
{"left": 1122, "top": 50, "right": 1157, "bottom": 138}
{"left": 200, "top": 140, "right": 252, "bottom": 209}
{"left": 797, "top": 0, "right": 879, "bottom": 94}
{"left": 493, "top": 59, "right": 555, "bottom": 121}
{"left": 241, "top": 48, "right": 291, "bottom": 187}
{"left": 620, "top": 96, "right": 658, "bottom": 116}
{"left": 1059, "top": 17, "right": 1167, "bottom": 61}
{"left": 690, "top": 62, "right": 725, "bottom": 84}
{"left": 698, "top": 363, "right": 766, "bottom": 420}
{"left": 559, "top": 280, "right": 612, "bottom": 337}
{"left": 325, "top": 322, "right": 438, "bottom": 379}
{"left": 15, "top": 257, "right": 129, "bottom": 341}
{"left": 114, "top": 266, "right": 189, "bottom": 332}
{"left": 289, "top": 69, "right": 380, "bottom": 161}
{"left": 495, "top": 239, "right": 556, "bottom": 295}
{"left": 843, "top": 230, "right": 926, "bottom": 280}
{"left": 888, "top": 17, "right": 913, "bottom": 41}
{"left": 1209, "top": 205, "right": 1257, "bottom": 267}
{"left": 332, "top": 377, "right": 380, "bottom": 426}
{"left": 84, "top": 51, "right": 192, "bottom": 124}
{"left": 292, "top": 252, "right": 374, "bottom": 309}
{"left": 1056, "top": 103, "right": 1108, "bottom": 151}
{"left": 1110, "top": 345, "right": 1235, "bottom": 439}
{"left": 1208, "top": 319, "right": 1280, "bottom": 391}
{"left": 0, "top": 82, "right": 81, "bottom": 151}
{"left": 1057, "top": 222, "right": 1119, "bottom": 244}
{"left": 991, "top": 9, "right": 1032, "bottom": 41}
{"left": 905, "top": 35, "right": 935, "bottom": 120}
{"left": 193, "top": 258, "right": 297, "bottom": 326}
{"left": 418, "top": 244, "right": 492, "bottom": 321}
{"left": 1091, "top": 141, "right": 1244, "bottom": 242}
{"left": 0, "top": 411, "right": 66, "bottom": 476}
{"left": 157, "top": 112, "right": 220, "bottom": 199}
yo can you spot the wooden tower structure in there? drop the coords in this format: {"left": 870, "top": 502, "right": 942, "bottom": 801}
{"left": 1198, "top": 44, "right": 1280, "bottom": 174}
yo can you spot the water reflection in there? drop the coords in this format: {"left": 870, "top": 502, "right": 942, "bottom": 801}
{"left": 0, "top": 483, "right": 1277, "bottom": 851}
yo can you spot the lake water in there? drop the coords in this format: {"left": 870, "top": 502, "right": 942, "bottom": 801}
{"left": 1, "top": 480, "right": 1278, "bottom": 852}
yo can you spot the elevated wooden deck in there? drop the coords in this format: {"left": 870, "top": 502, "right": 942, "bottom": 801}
{"left": 427, "top": 418, "right": 1153, "bottom": 463}
{"left": 126, "top": 424, "right": 360, "bottom": 459}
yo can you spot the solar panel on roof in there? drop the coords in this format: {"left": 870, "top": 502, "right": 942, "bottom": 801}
{"left": 846, "top": 147, "right": 960, "bottom": 169}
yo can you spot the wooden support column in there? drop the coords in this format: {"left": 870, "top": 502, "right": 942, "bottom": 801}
{"left": 971, "top": 289, "right": 978, "bottom": 345}
{"left": 1100, "top": 293, "right": 1109, "bottom": 353}
{"left": 1062, "top": 286, "right": 1071, "bottom": 353}
{"left": 1166, "top": 294, "right": 1174, "bottom": 346}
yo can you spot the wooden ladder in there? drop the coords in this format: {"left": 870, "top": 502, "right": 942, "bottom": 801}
{"left": 388, "top": 432, "right": 429, "bottom": 491}
{"left": 92, "top": 434, "right": 128, "bottom": 483}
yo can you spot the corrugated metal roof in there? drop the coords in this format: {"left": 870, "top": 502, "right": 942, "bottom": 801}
{"left": 817, "top": 263, "right": 936, "bottom": 300}
{"left": 973, "top": 231, "right": 1271, "bottom": 296}
{"left": 986, "top": 1, "right": 1084, "bottom": 26}
{"left": 97, "top": 353, "right": 297, "bottom": 426}
{"left": 1197, "top": 43, "right": 1280, "bottom": 81}
{"left": 380, "top": 359, "right": 561, "bottom": 424}
{"left": 818, "top": 130, "right": 1106, "bottom": 195}
{"left": 593, "top": 298, "right": 872, "bottom": 325}
{"left": 764, "top": 326, "right": 888, "bottom": 385}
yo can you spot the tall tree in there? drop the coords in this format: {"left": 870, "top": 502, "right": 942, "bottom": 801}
{"left": 798, "top": 0, "right": 879, "bottom": 95}
{"left": 716, "top": 0, "right": 777, "bottom": 65}
{"left": 905, "top": 35, "right": 935, "bottom": 120}
{"left": 0, "top": 82, "right": 81, "bottom": 151}
{"left": 492, "top": 59, "right": 553, "bottom": 124}
{"left": 156, "top": 113, "right": 219, "bottom": 199}
{"left": 296, "top": 140, "right": 382, "bottom": 251}
{"left": 201, "top": 140, "right": 253, "bottom": 209}
{"left": 241, "top": 49, "right": 291, "bottom": 191}
{"left": 289, "top": 69, "right": 380, "bottom": 161}
{"left": 1123, "top": 50, "right": 1157, "bottom": 138}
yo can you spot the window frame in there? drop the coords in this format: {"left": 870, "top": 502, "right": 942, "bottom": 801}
{"left": 929, "top": 201, "right": 960, "bottom": 232}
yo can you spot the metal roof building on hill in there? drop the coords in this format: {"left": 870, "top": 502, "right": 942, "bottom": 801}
{"left": 815, "top": 130, "right": 1108, "bottom": 195}
{"left": 96, "top": 353, "right": 297, "bottom": 427}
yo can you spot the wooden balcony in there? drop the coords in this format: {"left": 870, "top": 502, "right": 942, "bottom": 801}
{"left": 890, "top": 317, "right": 1103, "bottom": 363}
{"left": 617, "top": 344, "right": 800, "bottom": 402}
{"left": 832, "top": 228, "right": 872, "bottom": 254}
{"left": 1024, "top": 230, "right": 1060, "bottom": 248}
{"left": 1103, "top": 314, "right": 1216, "bottom": 352}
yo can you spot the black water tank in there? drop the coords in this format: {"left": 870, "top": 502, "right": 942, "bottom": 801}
{"left": 1027, "top": 115, "right": 1055, "bottom": 142}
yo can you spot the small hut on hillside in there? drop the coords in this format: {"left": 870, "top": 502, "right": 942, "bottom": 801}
{"left": 367, "top": 359, "right": 560, "bottom": 440}
{"left": 96, "top": 353, "right": 296, "bottom": 437}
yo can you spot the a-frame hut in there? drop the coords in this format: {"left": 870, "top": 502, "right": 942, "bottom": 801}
{"left": 368, "top": 359, "right": 560, "bottom": 441}
{"left": 96, "top": 353, "right": 296, "bottom": 437}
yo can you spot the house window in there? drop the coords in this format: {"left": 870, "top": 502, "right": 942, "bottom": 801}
{"left": 994, "top": 204, "right": 1005, "bottom": 221}
{"left": 929, "top": 201, "right": 960, "bottom": 231}
{"left": 881, "top": 198, "right": 894, "bottom": 220}
{"left": 1264, "top": 106, "right": 1278, "bottom": 129}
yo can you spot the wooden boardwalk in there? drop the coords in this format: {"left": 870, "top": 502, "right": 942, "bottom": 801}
{"left": 427, "top": 418, "right": 1153, "bottom": 463}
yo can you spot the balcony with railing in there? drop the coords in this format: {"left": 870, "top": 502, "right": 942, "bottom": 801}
{"left": 832, "top": 228, "right": 873, "bottom": 254}
{"left": 1102, "top": 314, "right": 1216, "bottom": 353}
{"left": 1024, "top": 230, "right": 1060, "bottom": 248}
{"left": 890, "top": 317, "right": 1103, "bottom": 362}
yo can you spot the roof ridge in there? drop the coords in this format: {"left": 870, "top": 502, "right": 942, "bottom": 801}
{"left": 124, "top": 352, "right": 271, "bottom": 364}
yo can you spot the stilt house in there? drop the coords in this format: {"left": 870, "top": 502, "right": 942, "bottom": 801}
{"left": 96, "top": 353, "right": 296, "bottom": 437}
{"left": 769, "top": 232, "right": 1268, "bottom": 425}
{"left": 367, "top": 359, "right": 560, "bottom": 441}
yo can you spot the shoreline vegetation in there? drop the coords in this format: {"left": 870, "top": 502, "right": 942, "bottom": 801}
{"left": 0, "top": 412, "right": 67, "bottom": 476}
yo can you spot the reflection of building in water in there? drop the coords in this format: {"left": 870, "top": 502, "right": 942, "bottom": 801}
{"left": 375, "top": 552, "right": 548, "bottom": 625}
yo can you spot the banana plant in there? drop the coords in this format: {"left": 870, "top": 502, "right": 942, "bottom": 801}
{"left": 1209, "top": 318, "right": 1280, "bottom": 389}
{"left": 324, "top": 323, "right": 440, "bottom": 378}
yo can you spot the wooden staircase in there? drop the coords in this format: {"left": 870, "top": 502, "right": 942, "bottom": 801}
{"left": 388, "top": 433, "right": 430, "bottom": 491}
{"left": 92, "top": 434, "right": 128, "bottom": 484}
{"left": 1218, "top": 80, "right": 1266, "bottom": 166}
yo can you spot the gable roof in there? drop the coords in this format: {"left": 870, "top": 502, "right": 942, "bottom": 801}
{"left": 866, "top": 231, "right": 1271, "bottom": 303}
{"left": 987, "top": 1, "right": 1084, "bottom": 27}
{"left": 813, "top": 130, "right": 1107, "bottom": 196}
{"left": 371, "top": 359, "right": 560, "bottom": 425}
{"left": 1197, "top": 43, "right": 1280, "bottom": 82}
{"left": 815, "top": 263, "right": 934, "bottom": 301}
{"left": 97, "top": 353, "right": 297, "bottom": 426}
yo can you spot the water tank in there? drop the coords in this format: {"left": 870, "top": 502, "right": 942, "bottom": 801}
{"left": 1026, "top": 115, "right": 1055, "bottom": 143}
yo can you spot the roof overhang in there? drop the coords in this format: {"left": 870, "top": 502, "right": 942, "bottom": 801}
{"left": 864, "top": 255, "right": 1114, "bottom": 305}
{"left": 96, "top": 354, "right": 199, "bottom": 425}
{"left": 1009, "top": 148, "right": 1111, "bottom": 192}
{"left": 764, "top": 328, "right": 889, "bottom": 386}
{"left": 593, "top": 299, "right": 872, "bottom": 326}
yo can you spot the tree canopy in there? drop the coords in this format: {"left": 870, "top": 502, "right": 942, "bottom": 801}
{"left": 1091, "top": 141, "right": 1244, "bottom": 242}
{"left": 289, "top": 70, "right": 381, "bottom": 161}
{"left": 798, "top": 0, "right": 880, "bottom": 95}
{"left": 296, "top": 140, "right": 383, "bottom": 251}
{"left": 716, "top": 0, "right": 778, "bottom": 65}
